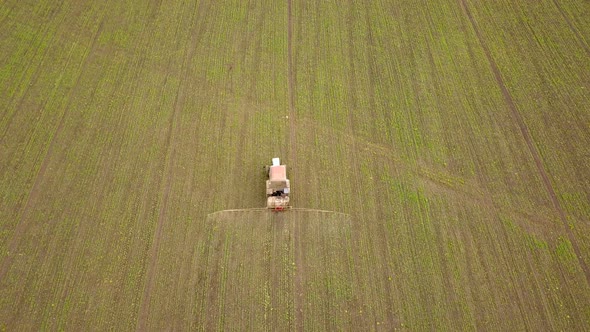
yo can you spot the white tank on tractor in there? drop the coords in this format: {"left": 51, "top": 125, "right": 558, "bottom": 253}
{"left": 265, "top": 158, "right": 290, "bottom": 210}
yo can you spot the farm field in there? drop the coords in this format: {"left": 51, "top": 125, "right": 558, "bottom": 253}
{"left": 1, "top": 0, "right": 589, "bottom": 330}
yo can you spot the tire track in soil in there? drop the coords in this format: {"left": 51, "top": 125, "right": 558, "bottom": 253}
{"left": 0, "top": 2, "right": 15, "bottom": 28}
{"left": 0, "top": 1, "right": 65, "bottom": 139}
{"left": 233, "top": 1, "right": 265, "bottom": 210}
{"left": 0, "top": 9, "right": 106, "bottom": 282}
{"left": 300, "top": 113, "right": 558, "bottom": 239}
{"left": 459, "top": 0, "right": 590, "bottom": 288}
{"left": 135, "top": 1, "right": 209, "bottom": 330}
{"left": 287, "top": 0, "right": 297, "bottom": 163}
{"left": 357, "top": 3, "right": 399, "bottom": 327}
{"left": 271, "top": 215, "right": 285, "bottom": 329}
{"left": 422, "top": 23, "right": 479, "bottom": 326}
{"left": 286, "top": 0, "right": 303, "bottom": 330}
{"left": 550, "top": 0, "right": 590, "bottom": 56}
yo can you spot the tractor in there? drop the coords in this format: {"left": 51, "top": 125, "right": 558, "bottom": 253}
{"left": 265, "top": 158, "right": 290, "bottom": 210}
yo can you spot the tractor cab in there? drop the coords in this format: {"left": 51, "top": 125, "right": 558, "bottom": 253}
{"left": 266, "top": 158, "right": 290, "bottom": 209}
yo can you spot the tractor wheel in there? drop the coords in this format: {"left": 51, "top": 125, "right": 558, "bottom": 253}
{"left": 264, "top": 165, "right": 270, "bottom": 178}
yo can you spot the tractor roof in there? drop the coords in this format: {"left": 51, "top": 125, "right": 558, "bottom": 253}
{"left": 269, "top": 165, "right": 287, "bottom": 182}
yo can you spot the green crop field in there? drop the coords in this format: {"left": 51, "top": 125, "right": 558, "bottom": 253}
{"left": 1, "top": 0, "right": 589, "bottom": 330}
